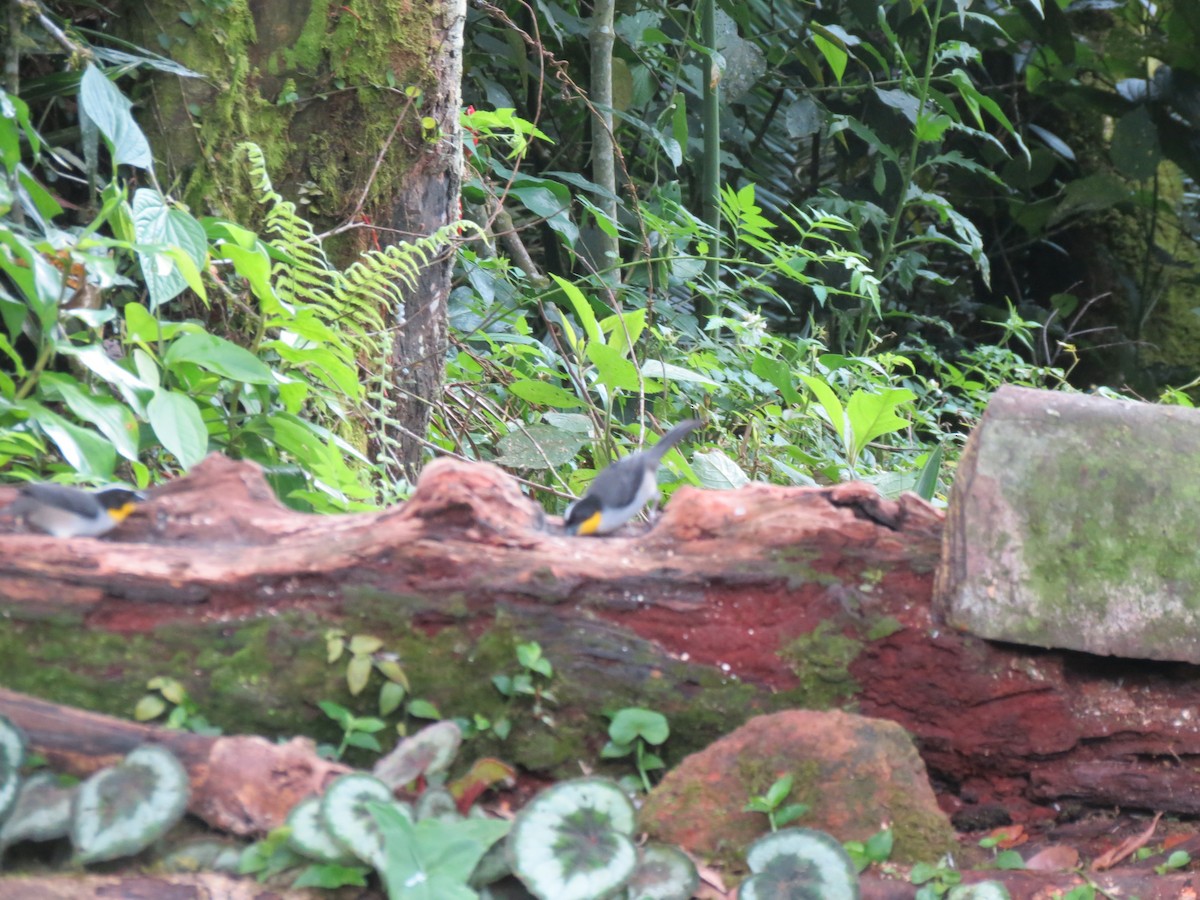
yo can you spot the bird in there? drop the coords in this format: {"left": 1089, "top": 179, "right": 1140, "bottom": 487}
{"left": 563, "top": 419, "right": 701, "bottom": 536}
{"left": 2, "top": 483, "right": 145, "bottom": 537}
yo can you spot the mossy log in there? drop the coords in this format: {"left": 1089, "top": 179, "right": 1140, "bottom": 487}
{"left": 5, "top": 452, "right": 1200, "bottom": 829}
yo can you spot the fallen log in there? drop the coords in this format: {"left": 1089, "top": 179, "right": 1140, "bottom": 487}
{"left": 2, "top": 452, "right": 1200, "bottom": 828}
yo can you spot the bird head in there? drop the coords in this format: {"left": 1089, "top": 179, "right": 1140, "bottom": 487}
{"left": 563, "top": 495, "right": 604, "bottom": 536}
{"left": 94, "top": 487, "right": 145, "bottom": 523}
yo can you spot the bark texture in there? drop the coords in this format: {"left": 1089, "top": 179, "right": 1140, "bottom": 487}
{"left": 4, "top": 453, "right": 1200, "bottom": 828}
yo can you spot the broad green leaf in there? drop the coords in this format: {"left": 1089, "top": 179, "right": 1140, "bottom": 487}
{"left": 132, "top": 348, "right": 162, "bottom": 389}
{"left": 1110, "top": 107, "right": 1160, "bottom": 180}
{"left": 78, "top": 64, "right": 152, "bottom": 169}
{"left": 751, "top": 355, "right": 802, "bottom": 403}
{"left": 20, "top": 402, "right": 117, "bottom": 478}
{"left": 587, "top": 342, "right": 645, "bottom": 393}
{"left": 56, "top": 344, "right": 153, "bottom": 412}
{"left": 811, "top": 32, "right": 848, "bottom": 84}
{"left": 691, "top": 449, "right": 750, "bottom": 489}
{"left": 600, "top": 308, "right": 647, "bottom": 358}
{"left": 371, "top": 802, "right": 509, "bottom": 900}
{"left": 0, "top": 229, "right": 62, "bottom": 330}
{"left": 609, "top": 708, "right": 669, "bottom": 745}
{"left": 164, "top": 332, "right": 274, "bottom": 384}
{"left": 268, "top": 342, "right": 362, "bottom": 400}
{"left": 219, "top": 241, "right": 280, "bottom": 313}
{"left": 493, "top": 424, "right": 587, "bottom": 468}
{"left": 131, "top": 188, "right": 208, "bottom": 309}
{"left": 914, "top": 444, "right": 944, "bottom": 501}
{"left": 40, "top": 373, "right": 140, "bottom": 461}
{"left": 799, "top": 374, "right": 848, "bottom": 451}
{"left": 508, "top": 379, "right": 583, "bottom": 409}
{"left": 551, "top": 274, "right": 602, "bottom": 346}
{"left": 845, "top": 388, "right": 914, "bottom": 447}
{"left": 147, "top": 388, "right": 208, "bottom": 468}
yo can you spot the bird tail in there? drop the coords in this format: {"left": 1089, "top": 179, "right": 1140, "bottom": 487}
{"left": 645, "top": 419, "right": 702, "bottom": 462}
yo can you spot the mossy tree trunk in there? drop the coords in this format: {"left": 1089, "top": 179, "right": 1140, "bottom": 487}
{"left": 113, "top": 0, "right": 466, "bottom": 477}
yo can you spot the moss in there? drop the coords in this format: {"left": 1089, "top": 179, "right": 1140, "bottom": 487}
{"left": 770, "top": 547, "right": 842, "bottom": 590}
{"left": 777, "top": 621, "right": 863, "bottom": 708}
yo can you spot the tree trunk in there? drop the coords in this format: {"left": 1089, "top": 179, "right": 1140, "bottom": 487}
{"left": 113, "top": 0, "right": 465, "bottom": 477}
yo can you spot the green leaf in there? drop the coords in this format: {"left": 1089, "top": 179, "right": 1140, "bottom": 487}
{"left": 291, "top": 863, "right": 370, "bottom": 889}
{"left": 131, "top": 188, "right": 209, "bottom": 309}
{"left": 346, "top": 655, "right": 373, "bottom": 696}
{"left": 21, "top": 402, "right": 117, "bottom": 478}
{"left": 599, "top": 308, "right": 647, "bottom": 358}
{"left": 639, "top": 359, "right": 719, "bottom": 387}
{"left": 164, "top": 332, "right": 274, "bottom": 384}
{"left": 372, "top": 802, "right": 510, "bottom": 900}
{"left": 406, "top": 699, "right": 441, "bottom": 720}
{"left": 78, "top": 65, "right": 152, "bottom": 169}
{"left": 319, "top": 774, "right": 398, "bottom": 871}
{"left": 147, "top": 389, "right": 208, "bottom": 468}
{"left": 493, "top": 424, "right": 587, "bottom": 469}
{"left": 221, "top": 241, "right": 281, "bottom": 313}
{"left": 379, "top": 681, "right": 406, "bottom": 717}
{"left": 811, "top": 33, "right": 848, "bottom": 84}
{"left": 587, "top": 342, "right": 644, "bottom": 392}
{"left": 914, "top": 445, "right": 944, "bottom": 501}
{"left": 0, "top": 714, "right": 26, "bottom": 825}
{"left": 750, "top": 355, "right": 802, "bottom": 404}
{"left": 60, "top": 345, "right": 154, "bottom": 412}
{"left": 40, "top": 373, "right": 140, "bottom": 461}
{"left": 508, "top": 379, "right": 583, "bottom": 409}
{"left": 764, "top": 775, "right": 794, "bottom": 807}
{"left": 0, "top": 772, "right": 74, "bottom": 848}
{"left": 608, "top": 708, "right": 669, "bottom": 746}
{"left": 134, "top": 695, "right": 167, "bottom": 721}
{"left": 740, "top": 828, "right": 859, "bottom": 900}
{"left": 690, "top": 449, "right": 749, "bottom": 490}
{"left": 550, "top": 275, "right": 602, "bottom": 347}
{"left": 626, "top": 843, "right": 698, "bottom": 900}
{"left": 845, "top": 388, "right": 914, "bottom": 447}
{"left": 1110, "top": 106, "right": 1161, "bottom": 180}
{"left": 991, "top": 849, "right": 1025, "bottom": 870}
{"left": 799, "top": 374, "right": 848, "bottom": 453}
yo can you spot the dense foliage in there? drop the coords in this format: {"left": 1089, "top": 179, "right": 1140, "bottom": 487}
{"left": 2, "top": 0, "right": 1198, "bottom": 511}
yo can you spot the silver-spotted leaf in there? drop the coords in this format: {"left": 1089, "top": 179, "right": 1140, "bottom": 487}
{"left": 508, "top": 777, "right": 637, "bottom": 900}
{"left": 71, "top": 744, "right": 190, "bottom": 864}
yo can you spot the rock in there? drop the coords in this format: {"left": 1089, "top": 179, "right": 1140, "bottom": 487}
{"left": 937, "top": 385, "right": 1200, "bottom": 663}
{"left": 639, "top": 709, "right": 955, "bottom": 869}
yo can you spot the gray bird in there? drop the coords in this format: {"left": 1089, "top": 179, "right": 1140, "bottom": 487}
{"left": 3, "top": 483, "right": 144, "bottom": 537}
{"left": 563, "top": 420, "right": 700, "bottom": 535}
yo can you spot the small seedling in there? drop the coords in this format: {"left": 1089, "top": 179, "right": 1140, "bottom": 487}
{"left": 844, "top": 827, "right": 894, "bottom": 872}
{"left": 976, "top": 832, "right": 1025, "bottom": 871}
{"left": 600, "top": 707, "right": 669, "bottom": 793}
{"left": 134, "top": 676, "right": 222, "bottom": 735}
{"left": 324, "top": 630, "right": 439, "bottom": 736}
{"left": 492, "top": 640, "right": 557, "bottom": 728}
{"left": 743, "top": 774, "right": 810, "bottom": 832}
{"left": 910, "top": 858, "right": 963, "bottom": 898}
{"left": 1154, "top": 849, "right": 1191, "bottom": 875}
{"left": 318, "top": 700, "right": 389, "bottom": 759}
